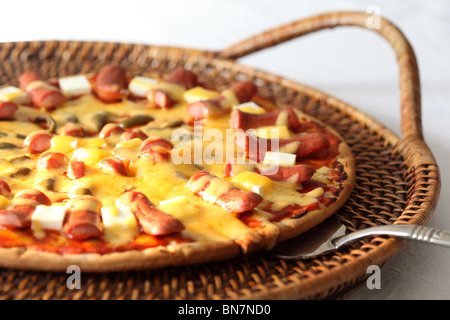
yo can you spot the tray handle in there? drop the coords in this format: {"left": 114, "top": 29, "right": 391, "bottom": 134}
{"left": 218, "top": 11, "right": 422, "bottom": 141}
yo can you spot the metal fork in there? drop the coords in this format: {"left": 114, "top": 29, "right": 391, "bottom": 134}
{"left": 267, "top": 216, "right": 450, "bottom": 260}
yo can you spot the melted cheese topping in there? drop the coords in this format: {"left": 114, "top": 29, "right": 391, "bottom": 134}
{"left": 275, "top": 110, "right": 289, "bottom": 126}
{"left": 188, "top": 174, "right": 234, "bottom": 203}
{"left": 264, "top": 183, "right": 319, "bottom": 212}
{"left": 313, "top": 166, "right": 333, "bottom": 184}
{"left": 26, "top": 80, "right": 58, "bottom": 92}
{"left": 0, "top": 86, "right": 29, "bottom": 104}
{"left": 183, "top": 86, "right": 220, "bottom": 103}
{"left": 0, "top": 78, "right": 343, "bottom": 251}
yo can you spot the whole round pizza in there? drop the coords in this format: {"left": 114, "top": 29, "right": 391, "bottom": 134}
{"left": 0, "top": 65, "right": 354, "bottom": 271}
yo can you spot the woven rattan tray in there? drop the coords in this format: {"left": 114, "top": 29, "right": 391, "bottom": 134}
{"left": 0, "top": 11, "right": 440, "bottom": 300}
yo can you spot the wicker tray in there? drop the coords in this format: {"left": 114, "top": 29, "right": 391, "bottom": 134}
{"left": 0, "top": 11, "right": 440, "bottom": 300}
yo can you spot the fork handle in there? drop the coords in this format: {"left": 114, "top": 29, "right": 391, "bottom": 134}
{"left": 333, "top": 225, "right": 450, "bottom": 249}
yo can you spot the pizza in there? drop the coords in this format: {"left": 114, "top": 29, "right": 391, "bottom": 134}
{"left": 0, "top": 65, "right": 354, "bottom": 271}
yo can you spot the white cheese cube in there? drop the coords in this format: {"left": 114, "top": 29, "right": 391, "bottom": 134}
{"left": 233, "top": 102, "right": 266, "bottom": 114}
{"left": 101, "top": 205, "right": 139, "bottom": 245}
{"left": 128, "top": 76, "right": 159, "bottom": 97}
{"left": 263, "top": 151, "right": 296, "bottom": 166}
{"left": 231, "top": 171, "right": 273, "bottom": 196}
{"left": 58, "top": 75, "right": 91, "bottom": 97}
{"left": 31, "top": 205, "right": 67, "bottom": 231}
{"left": 101, "top": 205, "right": 138, "bottom": 230}
{"left": 0, "top": 86, "right": 30, "bottom": 105}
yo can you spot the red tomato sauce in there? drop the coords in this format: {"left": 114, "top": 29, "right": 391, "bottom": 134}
{"left": 0, "top": 228, "right": 193, "bottom": 255}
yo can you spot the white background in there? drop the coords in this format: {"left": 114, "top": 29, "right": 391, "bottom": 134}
{"left": 1, "top": 0, "right": 449, "bottom": 300}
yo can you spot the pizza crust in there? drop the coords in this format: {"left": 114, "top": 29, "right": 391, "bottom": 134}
{"left": 0, "top": 240, "right": 240, "bottom": 272}
{"left": 0, "top": 77, "right": 355, "bottom": 272}
{"left": 271, "top": 140, "right": 355, "bottom": 244}
{"left": 258, "top": 110, "right": 355, "bottom": 244}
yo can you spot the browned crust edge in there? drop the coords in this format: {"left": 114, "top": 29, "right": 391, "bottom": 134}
{"left": 269, "top": 110, "right": 355, "bottom": 244}
{"left": 0, "top": 240, "right": 240, "bottom": 272}
{"left": 272, "top": 140, "right": 355, "bottom": 244}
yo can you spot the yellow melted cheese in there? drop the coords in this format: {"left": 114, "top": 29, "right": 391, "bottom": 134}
{"left": 0, "top": 86, "right": 337, "bottom": 249}
{"left": 264, "top": 183, "right": 319, "bottom": 212}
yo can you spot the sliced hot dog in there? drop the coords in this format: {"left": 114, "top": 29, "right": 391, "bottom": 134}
{"left": 67, "top": 160, "right": 85, "bottom": 180}
{"left": 94, "top": 65, "right": 127, "bottom": 102}
{"left": 290, "top": 133, "right": 330, "bottom": 158}
{"left": 229, "top": 81, "right": 257, "bottom": 104}
{"left": 145, "top": 67, "right": 197, "bottom": 109}
{"left": 62, "top": 122, "right": 85, "bottom": 137}
{"left": 140, "top": 137, "right": 174, "bottom": 152}
{"left": 63, "top": 210, "right": 103, "bottom": 240}
{"left": 236, "top": 132, "right": 330, "bottom": 162}
{"left": 146, "top": 89, "right": 173, "bottom": 109}
{"left": 118, "top": 191, "right": 185, "bottom": 236}
{"left": 36, "top": 152, "right": 69, "bottom": 172}
{"left": 120, "top": 128, "right": 148, "bottom": 141}
{"left": 0, "top": 189, "right": 51, "bottom": 229}
{"left": 15, "top": 188, "right": 52, "bottom": 206}
{"left": 23, "top": 131, "right": 53, "bottom": 154}
{"left": 0, "top": 206, "right": 35, "bottom": 229}
{"left": 230, "top": 106, "right": 301, "bottom": 132}
{"left": 19, "top": 71, "right": 67, "bottom": 109}
{"left": 0, "top": 101, "right": 18, "bottom": 118}
{"left": 186, "top": 97, "right": 223, "bottom": 120}
{"left": 99, "top": 123, "right": 125, "bottom": 138}
{"left": 0, "top": 179, "right": 11, "bottom": 196}
{"left": 99, "top": 157, "right": 128, "bottom": 176}
{"left": 257, "top": 164, "right": 316, "bottom": 184}
{"left": 187, "top": 81, "right": 257, "bottom": 120}
{"left": 28, "top": 87, "right": 68, "bottom": 109}
{"left": 216, "top": 188, "right": 264, "bottom": 214}
{"left": 187, "top": 171, "right": 263, "bottom": 214}
{"left": 139, "top": 146, "right": 172, "bottom": 163}
{"left": 19, "top": 71, "right": 39, "bottom": 90}
{"left": 63, "top": 196, "right": 103, "bottom": 240}
{"left": 166, "top": 67, "right": 198, "bottom": 90}
{"left": 138, "top": 137, "right": 174, "bottom": 162}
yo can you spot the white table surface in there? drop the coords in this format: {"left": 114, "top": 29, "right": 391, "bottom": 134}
{"left": 2, "top": 0, "right": 449, "bottom": 300}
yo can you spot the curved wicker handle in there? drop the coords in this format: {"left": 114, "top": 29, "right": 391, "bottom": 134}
{"left": 219, "top": 11, "right": 422, "bottom": 141}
